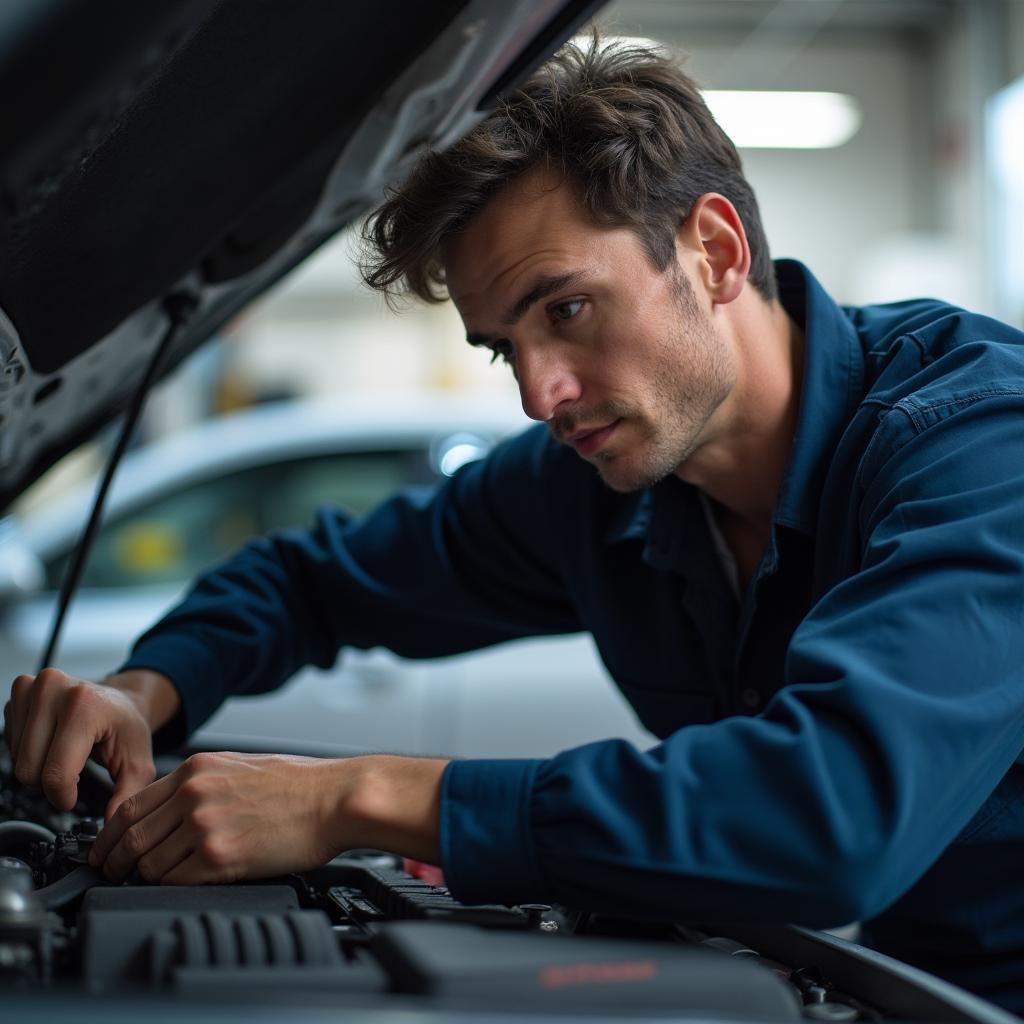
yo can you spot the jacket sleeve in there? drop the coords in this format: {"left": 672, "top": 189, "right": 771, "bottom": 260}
{"left": 119, "top": 425, "right": 582, "bottom": 744}
{"left": 441, "top": 391, "right": 1024, "bottom": 927}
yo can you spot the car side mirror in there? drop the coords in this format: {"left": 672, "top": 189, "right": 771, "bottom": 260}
{"left": 0, "top": 521, "right": 45, "bottom": 606}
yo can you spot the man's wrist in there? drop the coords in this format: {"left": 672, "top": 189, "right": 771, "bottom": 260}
{"left": 329, "top": 754, "right": 449, "bottom": 864}
{"left": 102, "top": 669, "right": 181, "bottom": 732}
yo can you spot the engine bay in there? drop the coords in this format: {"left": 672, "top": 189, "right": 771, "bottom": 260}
{"left": 0, "top": 748, "right": 1009, "bottom": 1022}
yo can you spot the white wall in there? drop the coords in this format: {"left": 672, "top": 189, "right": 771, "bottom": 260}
{"left": 696, "top": 40, "right": 921, "bottom": 304}
{"left": 194, "top": 231, "right": 522, "bottom": 421}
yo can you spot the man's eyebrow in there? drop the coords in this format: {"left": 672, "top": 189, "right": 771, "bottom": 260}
{"left": 499, "top": 270, "right": 589, "bottom": 327}
{"left": 465, "top": 269, "right": 590, "bottom": 347}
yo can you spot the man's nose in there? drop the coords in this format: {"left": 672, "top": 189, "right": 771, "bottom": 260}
{"left": 516, "top": 345, "right": 581, "bottom": 422}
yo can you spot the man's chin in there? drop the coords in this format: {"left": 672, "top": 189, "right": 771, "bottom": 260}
{"left": 592, "top": 453, "right": 669, "bottom": 494}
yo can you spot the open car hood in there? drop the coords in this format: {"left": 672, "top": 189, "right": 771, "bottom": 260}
{"left": 0, "top": 0, "right": 601, "bottom": 511}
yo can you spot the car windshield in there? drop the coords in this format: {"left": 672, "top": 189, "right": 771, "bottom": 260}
{"left": 43, "top": 449, "right": 433, "bottom": 589}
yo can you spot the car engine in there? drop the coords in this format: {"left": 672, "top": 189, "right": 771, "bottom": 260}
{"left": 0, "top": 748, "right": 1008, "bottom": 1023}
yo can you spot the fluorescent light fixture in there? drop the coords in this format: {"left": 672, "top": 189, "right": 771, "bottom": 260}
{"left": 703, "top": 91, "right": 862, "bottom": 149}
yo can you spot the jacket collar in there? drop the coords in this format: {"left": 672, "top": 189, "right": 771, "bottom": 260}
{"left": 771, "top": 259, "right": 864, "bottom": 534}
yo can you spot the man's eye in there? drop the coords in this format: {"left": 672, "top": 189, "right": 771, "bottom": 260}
{"left": 550, "top": 299, "right": 584, "bottom": 322}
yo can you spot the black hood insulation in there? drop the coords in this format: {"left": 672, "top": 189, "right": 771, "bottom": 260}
{"left": 0, "top": 0, "right": 466, "bottom": 375}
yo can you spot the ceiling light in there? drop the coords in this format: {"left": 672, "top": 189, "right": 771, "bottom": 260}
{"left": 703, "top": 91, "right": 862, "bottom": 149}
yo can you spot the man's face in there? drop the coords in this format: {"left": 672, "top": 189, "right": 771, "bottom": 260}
{"left": 444, "top": 172, "right": 736, "bottom": 493}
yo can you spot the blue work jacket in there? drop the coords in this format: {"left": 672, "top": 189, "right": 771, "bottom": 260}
{"left": 123, "top": 260, "right": 1024, "bottom": 1010}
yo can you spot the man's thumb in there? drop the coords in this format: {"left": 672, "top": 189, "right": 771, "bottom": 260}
{"left": 103, "top": 763, "right": 151, "bottom": 821}
{"left": 105, "top": 786, "right": 131, "bottom": 822}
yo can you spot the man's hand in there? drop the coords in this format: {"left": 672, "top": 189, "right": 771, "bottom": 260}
{"left": 90, "top": 752, "right": 448, "bottom": 885}
{"left": 3, "top": 667, "right": 179, "bottom": 818}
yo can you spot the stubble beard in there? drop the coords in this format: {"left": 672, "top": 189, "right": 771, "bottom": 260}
{"left": 588, "top": 275, "right": 735, "bottom": 494}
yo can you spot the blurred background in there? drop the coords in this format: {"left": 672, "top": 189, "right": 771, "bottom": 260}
{"left": 4, "top": 0, "right": 1023, "bottom": 758}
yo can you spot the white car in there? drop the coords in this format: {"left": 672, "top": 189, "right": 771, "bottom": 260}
{"left": 0, "top": 396, "right": 654, "bottom": 759}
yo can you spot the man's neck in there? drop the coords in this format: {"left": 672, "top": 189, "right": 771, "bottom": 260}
{"left": 676, "top": 298, "right": 805, "bottom": 538}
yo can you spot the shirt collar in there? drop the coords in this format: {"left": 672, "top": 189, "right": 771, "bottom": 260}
{"left": 605, "top": 476, "right": 709, "bottom": 576}
{"left": 605, "top": 488, "right": 650, "bottom": 544}
{"left": 605, "top": 259, "right": 864, "bottom": 545}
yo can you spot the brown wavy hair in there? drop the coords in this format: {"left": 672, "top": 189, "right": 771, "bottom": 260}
{"left": 360, "top": 32, "right": 777, "bottom": 303}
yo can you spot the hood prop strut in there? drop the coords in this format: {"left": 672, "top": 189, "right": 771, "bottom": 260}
{"left": 38, "top": 292, "right": 199, "bottom": 673}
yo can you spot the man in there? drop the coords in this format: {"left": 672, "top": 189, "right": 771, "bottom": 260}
{"left": 6, "top": 36, "right": 1024, "bottom": 1008}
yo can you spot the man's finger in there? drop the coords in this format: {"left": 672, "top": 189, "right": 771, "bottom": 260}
{"left": 91, "top": 771, "right": 179, "bottom": 866}
{"left": 13, "top": 699, "right": 58, "bottom": 790}
{"left": 5, "top": 674, "right": 37, "bottom": 762}
{"left": 136, "top": 824, "right": 193, "bottom": 883}
{"left": 39, "top": 717, "right": 100, "bottom": 812}
{"left": 161, "top": 851, "right": 230, "bottom": 887}
{"left": 101, "top": 797, "right": 183, "bottom": 884}
{"left": 160, "top": 851, "right": 202, "bottom": 885}
{"left": 105, "top": 759, "right": 158, "bottom": 823}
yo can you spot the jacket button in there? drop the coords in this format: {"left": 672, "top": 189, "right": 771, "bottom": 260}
{"left": 740, "top": 688, "right": 760, "bottom": 709}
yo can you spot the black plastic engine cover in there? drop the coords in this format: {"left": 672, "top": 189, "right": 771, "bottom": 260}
{"left": 371, "top": 920, "right": 803, "bottom": 1017}
{"left": 80, "top": 885, "right": 348, "bottom": 992}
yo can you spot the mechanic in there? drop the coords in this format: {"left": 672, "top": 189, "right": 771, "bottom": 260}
{"left": 7, "top": 35, "right": 1024, "bottom": 1009}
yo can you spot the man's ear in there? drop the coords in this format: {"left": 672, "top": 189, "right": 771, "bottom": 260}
{"left": 676, "top": 193, "right": 751, "bottom": 305}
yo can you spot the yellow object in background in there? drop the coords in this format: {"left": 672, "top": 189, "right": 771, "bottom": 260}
{"left": 113, "top": 522, "right": 184, "bottom": 577}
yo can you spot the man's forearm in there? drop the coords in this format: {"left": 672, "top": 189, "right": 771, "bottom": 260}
{"left": 103, "top": 669, "right": 181, "bottom": 733}
{"left": 333, "top": 754, "right": 449, "bottom": 864}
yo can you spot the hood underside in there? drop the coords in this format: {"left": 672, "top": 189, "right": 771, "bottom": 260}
{"left": 0, "top": 0, "right": 602, "bottom": 511}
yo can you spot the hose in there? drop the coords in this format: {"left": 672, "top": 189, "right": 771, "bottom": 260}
{"left": 0, "top": 820, "right": 57, "bottom": 853}
{"left": 35, "top": 864, "right": 107, "bottom": 909}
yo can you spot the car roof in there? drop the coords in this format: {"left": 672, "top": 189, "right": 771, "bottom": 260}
{"left": 11, "top": 395, "right": 535, "bottom": 555}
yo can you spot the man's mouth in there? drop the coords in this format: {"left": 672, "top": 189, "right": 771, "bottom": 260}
{"left": 565, "top": 419, "right": 621, "bottom": 457}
